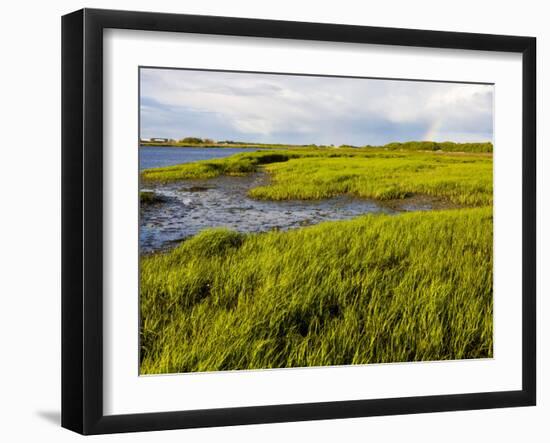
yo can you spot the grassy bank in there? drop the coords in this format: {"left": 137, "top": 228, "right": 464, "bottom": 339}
{"left": 250, "top": 154, "right": 492, "bottom": 206}
{"left": 140, "top": 207, "right": 493, "bottom": 374}
{"left": 141, "top": 150, "right": 312, "bottom": 182}
{"left": 141, "top": 149, "right": 492, "bottom": 206}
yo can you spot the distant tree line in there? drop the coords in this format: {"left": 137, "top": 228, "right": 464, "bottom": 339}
{"left": 217, "top": 140, "right": 252, "bottom": 145}
{"left": 362, "top": 141, "right": 493, "bottom": 153}
{"left": 145, "top": 136, "right": 493, "bottom": 153}
{"left": 178, "top": 137, "right": 216, "bottom": 144}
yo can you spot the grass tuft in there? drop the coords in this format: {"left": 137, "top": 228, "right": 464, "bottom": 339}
{"left": 140, "top": 191, "right": 165, "bottom": 205}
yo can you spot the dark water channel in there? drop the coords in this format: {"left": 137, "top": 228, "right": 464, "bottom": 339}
{"left": 139, "top": 147, "right": 433, "bottom": 253}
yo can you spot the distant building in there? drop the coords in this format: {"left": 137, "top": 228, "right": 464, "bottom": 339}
{"left": 150, "top": 137, "right": 169, "bottom": 143}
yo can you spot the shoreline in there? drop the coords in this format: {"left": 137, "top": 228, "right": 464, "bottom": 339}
{"left": 140, "top": 143, "right": 300, "bottom": 149}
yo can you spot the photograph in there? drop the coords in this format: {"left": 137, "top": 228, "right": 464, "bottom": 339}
{"left": 138, "top": 67, "right": 494, "bottom": 375}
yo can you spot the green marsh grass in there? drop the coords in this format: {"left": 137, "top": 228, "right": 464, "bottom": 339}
{"left": 250, "top": 154, "right": 492, "bottom": 206}
{"left": 140, "top": 147, "right": 494, "bottom": 374}
{"left": 140, "top": 207, "right": 493, "bottom": 374}
{"left": 140, "top": 190, "right": 164, "bottom": 204}
{"left": 142, "top": 148, "right": 492, "bottom": 206}
{"left": 140, "top": 149, "right": 319, "bottom": 183}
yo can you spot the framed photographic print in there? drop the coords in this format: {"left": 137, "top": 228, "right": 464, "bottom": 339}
{"left": 61, "top": 8, "right": 536, "bottom": 435}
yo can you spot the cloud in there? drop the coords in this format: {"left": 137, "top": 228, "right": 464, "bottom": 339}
{"left": 140, "top": 68, "right": 493, "bottom": 145}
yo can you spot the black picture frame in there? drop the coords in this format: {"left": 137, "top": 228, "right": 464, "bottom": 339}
{"left": 61, "top": 8, "right": 536, "bottom": 435}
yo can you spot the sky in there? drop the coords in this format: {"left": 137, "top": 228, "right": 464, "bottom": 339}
{"left": 140, "top": 68, "right": 494, "bottom": 146}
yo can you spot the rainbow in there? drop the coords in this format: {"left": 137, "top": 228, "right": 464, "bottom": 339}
{"left": 423, "top": 117, "right": 442, "bottom": 142}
